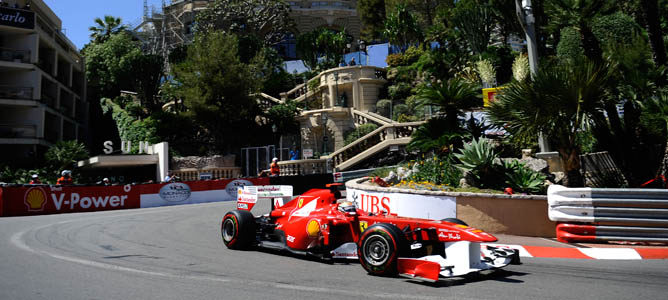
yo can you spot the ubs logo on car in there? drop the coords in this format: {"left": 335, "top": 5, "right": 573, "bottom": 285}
{"left": 159, "top": 183, "right": 191, "bottom": 202}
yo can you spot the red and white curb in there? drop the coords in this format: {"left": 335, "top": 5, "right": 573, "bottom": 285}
{"left": 483, "top": 243, "right": 668, "bottom": 260}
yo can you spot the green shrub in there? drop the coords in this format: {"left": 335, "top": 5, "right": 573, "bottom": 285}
{"left": 392, "top": 104, "right": 409, "bottom": 120}
{"left": 344, "top": 123, "right": 379, "bottom": 145}
{"left": 557, "top": 27, "right": 585, "bottom": 61}
{"left": 388, "top": 82, "right": 412, "bottom": 101}
{"left": 454, "top": 138, "right": 497, "bottom": 173}
{"left": 308, "top": 77, "right": 320, "bottom": 91}
{"left": 386, "top": 53, "right": 405, "bottom": 67}
{"left": 454, "top": 138, "right": 503, "bottom": 188}
{"left": 402, "top": 46, "right": 424, "bottom": 65}
{"left": 503, "top": 160, "right": 547, "bottom": 194}
{"left": 376, "top": 99, "right": 392, "bottom": 117}
{"left": 408, "top": 155, "right": 462, "bottom": 187}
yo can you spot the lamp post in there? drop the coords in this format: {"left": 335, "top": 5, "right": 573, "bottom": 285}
{"left": 333, "top": 72, "right": 339, "bottom": 107}
{"left": 321, "top": 112, "right": 328, "bottom": 155}
{"left": 346, "top": 43, "right": 351, "bottom": 65}
{"left": 516, "top": 0, "right": 549, "bottom": 153}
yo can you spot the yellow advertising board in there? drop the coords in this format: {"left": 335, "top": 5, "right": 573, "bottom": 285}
{"left": 482, "top": 87, "right": 505, "bottom": 107}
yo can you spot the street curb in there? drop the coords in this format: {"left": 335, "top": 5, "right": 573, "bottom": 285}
{"left": 483, "top": 243, "right": 668, "bottom": 260}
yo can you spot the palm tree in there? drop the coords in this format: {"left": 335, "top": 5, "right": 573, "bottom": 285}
{"left": 383, "top": 4, "right": 423, "bottom": 52}
{"left": 640, "top": 91, "right": 668, "bottom": 179}
{"left": 545, "top": 0, "right": 616, "bottom": 62}
{"left": 415, "top": 78, "right": 482, "bottom": 130}
{"left": 89, "top": 15, "right": 127, "bottom": 43}
{"left": 407, "top": 118, "right": 469, "bottom": 155}
{"left": 487, "top": 60, "right": 613, "bottom": 187}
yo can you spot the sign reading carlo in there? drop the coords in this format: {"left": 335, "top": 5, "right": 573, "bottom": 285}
{"left": 0, "top": 6, "right": 35, "bottom": 29}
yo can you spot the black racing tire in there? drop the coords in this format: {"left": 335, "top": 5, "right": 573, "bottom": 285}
{"left": 442, "top": 218, "right": 468, "bottom": 226}
{"left": 221, "top": 210, "right": 256, "bottom": 250}
{"left": 357, "top": 223, "right": 407, "bottom": 276}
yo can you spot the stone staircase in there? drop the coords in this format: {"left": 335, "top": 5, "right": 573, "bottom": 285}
{"left": 254, "top": 67, "right": 424, "bottom": 173}
{"left": 325, "top": 121, "right": 423, "bottom": 171}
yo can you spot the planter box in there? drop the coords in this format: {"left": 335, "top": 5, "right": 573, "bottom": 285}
{"left": 346, "top": 178, "right": 555, "bottom": 237}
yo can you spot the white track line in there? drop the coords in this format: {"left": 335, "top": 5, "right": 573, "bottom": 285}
{"left": 8, "top": 205, "right": 445, "bottom": 299}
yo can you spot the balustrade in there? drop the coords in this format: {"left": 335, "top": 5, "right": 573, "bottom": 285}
{"left": 278, "top": 159, "right": 327, "bottom": 176}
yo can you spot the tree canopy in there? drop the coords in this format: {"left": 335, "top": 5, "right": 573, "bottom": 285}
{"left": 195, "top": 0, "right": 294, "bottom": 46}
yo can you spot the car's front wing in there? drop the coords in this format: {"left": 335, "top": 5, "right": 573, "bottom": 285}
{"left": 397, "top": 241, "right": 519, "bottom": 282}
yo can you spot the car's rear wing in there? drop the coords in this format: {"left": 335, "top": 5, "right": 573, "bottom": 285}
{"left": 237, "top": 185, "right": 293, "bottom": 212}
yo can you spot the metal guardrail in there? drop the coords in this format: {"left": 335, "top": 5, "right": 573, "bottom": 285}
{"left": 548, "top": 185, "right": 668, "bottom": 243}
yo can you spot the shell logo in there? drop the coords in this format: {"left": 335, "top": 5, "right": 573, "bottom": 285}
{"left": 24, "top": 187, "right": 47, "bottom": 211}
{"left": 306, "top": 219, "right": 320, "bottom": 237}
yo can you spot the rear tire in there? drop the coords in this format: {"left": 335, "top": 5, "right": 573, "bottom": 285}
{"left": 442, "top": 218, "right": 468, "bottom": 226}
{"left": 358, "top": 223, "right": 407, "bottom": 276}
{"left": 221, "top": 210, "right": 256, "bottom": 250}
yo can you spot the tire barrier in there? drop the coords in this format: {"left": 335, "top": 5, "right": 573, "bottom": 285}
{"left": 548, "top": 185, "right": 668, "bottom": 243}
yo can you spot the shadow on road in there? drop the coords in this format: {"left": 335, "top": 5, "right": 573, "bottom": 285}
{"left": 410, "top": 269, "right": 528, "bottom": 287}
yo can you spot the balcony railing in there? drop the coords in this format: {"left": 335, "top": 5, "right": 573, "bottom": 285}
{"left": 0, "top": 85, "right": 33, "bottom": 100}
{"left": 0, "top": 47, "right": 30, "bottom": 63}
{"left": 0, "top": 124, "right": 37, "bottom": 139}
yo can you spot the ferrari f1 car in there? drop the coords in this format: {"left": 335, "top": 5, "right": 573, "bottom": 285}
{"left": 221, "top": 184, "right": 519, "bottom": 282}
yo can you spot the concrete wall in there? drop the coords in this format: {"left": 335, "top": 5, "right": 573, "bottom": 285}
{"left": 456, "top": 196, "right": 555, "bottom": 237}
{"left": 346, "top": 178, "right": 556, "bottom": 238}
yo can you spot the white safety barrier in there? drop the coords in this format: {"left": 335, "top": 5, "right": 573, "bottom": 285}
{"left": 548, "top": 185, "right": 668, "bottom": 243}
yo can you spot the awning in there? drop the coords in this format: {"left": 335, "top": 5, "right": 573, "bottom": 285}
{"left": 77, "top": 155, "right": 159, "bottom": 168}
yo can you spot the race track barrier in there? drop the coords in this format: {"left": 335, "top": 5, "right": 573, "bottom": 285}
{"left": 548, "top": 185, "right": 668, "bottom": 243}
{"left": 0, "top": 177, "right": 270, "bottom": 217}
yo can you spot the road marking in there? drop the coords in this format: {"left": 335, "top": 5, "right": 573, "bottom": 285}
{"left": 8, "top": 204, "right": 448, "bottom": 299}
{"left": 579, "top": 248, "right": 642, "bottom": 260}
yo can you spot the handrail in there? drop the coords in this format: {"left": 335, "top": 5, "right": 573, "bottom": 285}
{"left": 325, "top": 121, "right": 424, "bottom": 169}
{"left": 351, "top": 109, "right": 392, "bottom": 126}
{"left": 253, "top": 92, "right": 283, "bottom": 104}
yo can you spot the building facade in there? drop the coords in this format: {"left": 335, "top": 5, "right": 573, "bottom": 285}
{"left": 0, "top": 0, "right": 88, "bottom": 167}
{"left": 135, "top": 0, "right": 361, "bottom": 60}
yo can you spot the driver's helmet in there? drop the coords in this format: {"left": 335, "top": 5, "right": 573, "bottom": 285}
{"left": 338, "top": 201, "right": 357, "bottom": 214}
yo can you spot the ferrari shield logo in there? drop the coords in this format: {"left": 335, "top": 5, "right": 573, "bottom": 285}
{"left": 359, "top": 221, "right": 368, "bottom": 232}
{"left": 298, "top": 198, "right": 304, "bottom": 208}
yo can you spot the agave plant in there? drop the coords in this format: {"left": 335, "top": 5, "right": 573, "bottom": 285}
{"left": 454, "top": 137, "right": 498, "bottom": 172}
{"left": 503, "top": 160, "right": 547, "bottom": 194}
{"left": 453, "top": 138, "right": 503, "bottom": 188}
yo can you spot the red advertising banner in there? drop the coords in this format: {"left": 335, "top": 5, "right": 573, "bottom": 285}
{"left": 0, "top": 177, "right": 271, "bottom": 217}
{"left": 1, "top": 185, "right": 140, "bottom": 217}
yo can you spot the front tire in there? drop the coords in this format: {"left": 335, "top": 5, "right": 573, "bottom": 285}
{"left": 358, "top": 223, "right": 407, "bottom": 276}
{"left": 221, "top": 210, "right": 256, "bottom": 250}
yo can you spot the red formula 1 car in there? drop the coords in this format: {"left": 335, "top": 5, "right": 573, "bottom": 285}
{"left": 221, "top": 184, "right": 519, "bottom": 282}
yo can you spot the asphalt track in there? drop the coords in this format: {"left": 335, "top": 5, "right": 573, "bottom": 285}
{"left": 1, "top": 201, "right": 667, "bottom": 300}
